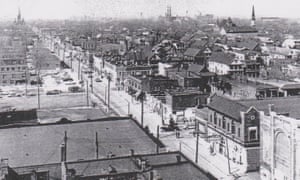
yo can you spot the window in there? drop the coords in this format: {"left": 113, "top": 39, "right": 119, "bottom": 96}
{"left": 227, "top": 123, "right": 230, "bottom": 131}
{"left": 11, "top": 67, "right": 15, "bottom": 71}
{"left": 222, "top": 117, "right": 226, "bottom": 129}
{"left": 1, "top": 68, "right": 4, "bottom": 71}
{"left": 231, "top": 123, "right": 236, "bottom": 134}
{"left": 248, "top": 127, "right": 258, "bottom": 141}
{"left": 6, "top": 67, "right": 9, "bottom": 71}
{"left": 238, "top": 128, "right": 241, "bottom": 137}
{"left": 214, "top": 112, "right": 217, "bottom": 124}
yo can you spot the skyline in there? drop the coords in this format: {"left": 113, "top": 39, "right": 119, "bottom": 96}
{"left": 0, "top": 0, "right": 300, "bottom": 20}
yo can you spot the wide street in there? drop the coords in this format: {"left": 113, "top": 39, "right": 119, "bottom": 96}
{"left": 58, "top": 48, "right": 259, "bottom": 180}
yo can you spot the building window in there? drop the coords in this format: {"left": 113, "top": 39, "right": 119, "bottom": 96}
{"left": 248, "top": 127, "right": 258, "bottom": 141}
{"left": 6, "top": 67, "right": 9, "bottom": 71}
{"left": 238, "top": 128, "right": 241, "bottom": 137}
{"left": 222, "top": 117, "right": 226, "bottom": 129}
{"left": 214, "top": 112, "right": 217, "bottom": 124}
{"left": 231, "top": 123, "right": 236, "bottom": 134}
{"left": 227, "top": 123, "right": 230, "bottom": 131}
{"left": 1, "top": 68, "right": 4, "bottom": 71}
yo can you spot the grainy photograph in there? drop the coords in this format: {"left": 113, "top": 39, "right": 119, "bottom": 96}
{"left": 0, "top": 0, "right": 299, "bottom": 179}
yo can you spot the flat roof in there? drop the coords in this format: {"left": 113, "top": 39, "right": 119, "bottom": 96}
{"left": 12, "top": 152, "right": 215, "bottom": 180}
{"left": 0, "top": 117, "right": 163, "bottom": 167}
{"left": 239, "top": 96, "right": 300, "bottom": 119}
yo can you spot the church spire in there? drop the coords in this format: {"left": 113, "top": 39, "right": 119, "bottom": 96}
{"left": 251, "top": 5, "right": 256, "bottom": 27}
{"left": 17, "top": 7, "right": 21, "bottom": 21}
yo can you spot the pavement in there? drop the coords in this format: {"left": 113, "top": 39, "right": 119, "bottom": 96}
{"left": 47, "top": 42, "right": 260, "bottom": 180}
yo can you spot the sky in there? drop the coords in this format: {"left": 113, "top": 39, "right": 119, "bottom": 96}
{"left": 0, "top": 0, "right": 299, "bottom": 20}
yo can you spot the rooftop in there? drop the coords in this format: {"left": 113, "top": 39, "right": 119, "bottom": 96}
{"left": 208, "top": 52, "right": 235, "bottom": 65}
{"left": 0, "top": 117, "right": 163, "bottom": 167}
{"left": 12, "top": 152, "right": 215, "bottom": 180}
{"left": 207, "top": 95, "right": 249, "bottom": 121}
{"left": 184, "top": 48, "right": 201, "bottom": 57}
{"left": 239, "top": 96, "right": 300, "bottom": 119}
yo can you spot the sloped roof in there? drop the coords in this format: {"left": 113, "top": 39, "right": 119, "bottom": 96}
{"left": 184, "top": 48, "right": 201, "bottom": 57}
{"left": 190, "top": 40, "right": 208, "bottom": 49}
{"left": 207, "top": 96, "right": 250, "bottom": 121}
{"left": 208, "top": 52, "right": 235, "bottom": 65}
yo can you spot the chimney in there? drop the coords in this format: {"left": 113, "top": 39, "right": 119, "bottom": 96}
{"left": 176, "top": 155, "right": 181, "bottom": 163}
{"left": 130, "top": 149, "right": 135, "bottom": 156}
{"left": 268, "top": 104, "right": 274, "bottom": 113}
{"left": 31, "top": 170, "right": 37, "bottom": 180}
{"left": 0, "top": 158, "right": 9, "bottom": 178}
{"left": 61, "top": 144, "right": 67, "bottom": 180}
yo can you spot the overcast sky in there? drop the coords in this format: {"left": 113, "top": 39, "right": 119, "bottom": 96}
{"left": 0, "top": 0, "right": 299, "bottom": 20}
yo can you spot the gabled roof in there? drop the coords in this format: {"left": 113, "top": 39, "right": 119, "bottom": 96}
{"left": 184, "top": 48, "right": 201, "bottom": 57}
{"left": 208, "top": 52, "right": 235, "bottom": 65}
{"left": 190, "top": 40, "right": 208, "bottom": 49}
{"left": 207, "top": 96, "right": 250, "bottom": 121}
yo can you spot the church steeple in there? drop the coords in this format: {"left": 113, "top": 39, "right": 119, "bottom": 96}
{"left": 251, "top": 5, "right": 256, "bottom": 27}
{"left": 17, "top": 7, "right": 21, "bottom": 21}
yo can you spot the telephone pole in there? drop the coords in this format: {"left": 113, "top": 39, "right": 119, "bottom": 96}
{"left": 95, "top": 132, "right": 99, "bottom": 159}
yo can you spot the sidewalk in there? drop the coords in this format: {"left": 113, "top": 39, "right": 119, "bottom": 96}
{"left": 46, "top": 44, "right": 259, "bottom": 180}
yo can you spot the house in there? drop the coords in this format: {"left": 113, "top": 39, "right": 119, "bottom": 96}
{"left": 125, "top": 74, "right": 178, "bottom": 95}
{"left": 183, "top": 48, "right": 210, "bottom": 65}
{"left": 208, "top": 52, "right": 235, "bottom": 75}
{"left": 205, "top": 96, "right": 261, "bottom": 173}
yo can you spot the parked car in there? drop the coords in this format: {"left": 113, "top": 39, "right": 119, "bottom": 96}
{"left": 95, "top": 77, "right": 102, "bottom": 82}
{"left": 62, "top": 77, "right": 73, "bottom": 82}
{"left": 68, "top": 86, "right": 84, "bottom": 93}
{"left": 46, "top": 90, "right": 62, "bottom": 95}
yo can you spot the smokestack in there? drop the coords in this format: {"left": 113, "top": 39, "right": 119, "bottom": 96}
{"left": 61, "top": 144, "right": 67, "bottom": 180}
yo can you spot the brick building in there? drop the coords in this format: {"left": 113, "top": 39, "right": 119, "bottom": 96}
{"left": 205, "top": 96, "right": 261, "bottom": 173}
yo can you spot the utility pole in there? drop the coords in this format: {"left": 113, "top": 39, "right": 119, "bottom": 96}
{"left": 107, "top": 74, "right": 111, "bottom": 112}
{"left": 25, "top": 70, "right": 27, "bottom": 96}
{"left": 156, "top": 125, "right": 160, "bottom": 154}
{"left": 195, "top": 119, "right": 200, "bottom": 163}
{"left": 64, "top": 131, "right": 67, "bottom": 161}
{"left": 140, "top": 92, "right": 145, "bottom": 127}
{"left": 95, "top": 132, "right": 99, "bottom": 159}
{"left": 86, "top": 81, "right": 89, "bottom": 107}
{"left": 70, "top": 51, "right": 73, "bottom": 70}
{"left": 161, "top": 103, "right": 164, "bottom": 125}
{"left": 78, "top": 57, "right": 81, "bottom": 80}
{"left": 225, "top": 136, "right": 231, "bottom": 174}
{"left": 90, "top": 73, "right": 93, "bottom": 93}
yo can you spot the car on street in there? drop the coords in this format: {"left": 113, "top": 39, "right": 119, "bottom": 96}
{"left": 95, "top": 77, "right": 102, "bottom": 82}
{"left": 46, "top": 90, "right": 62, "bottom": 95}
{"left": 62, "top": 77, "right": 73, "bottom": 82}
